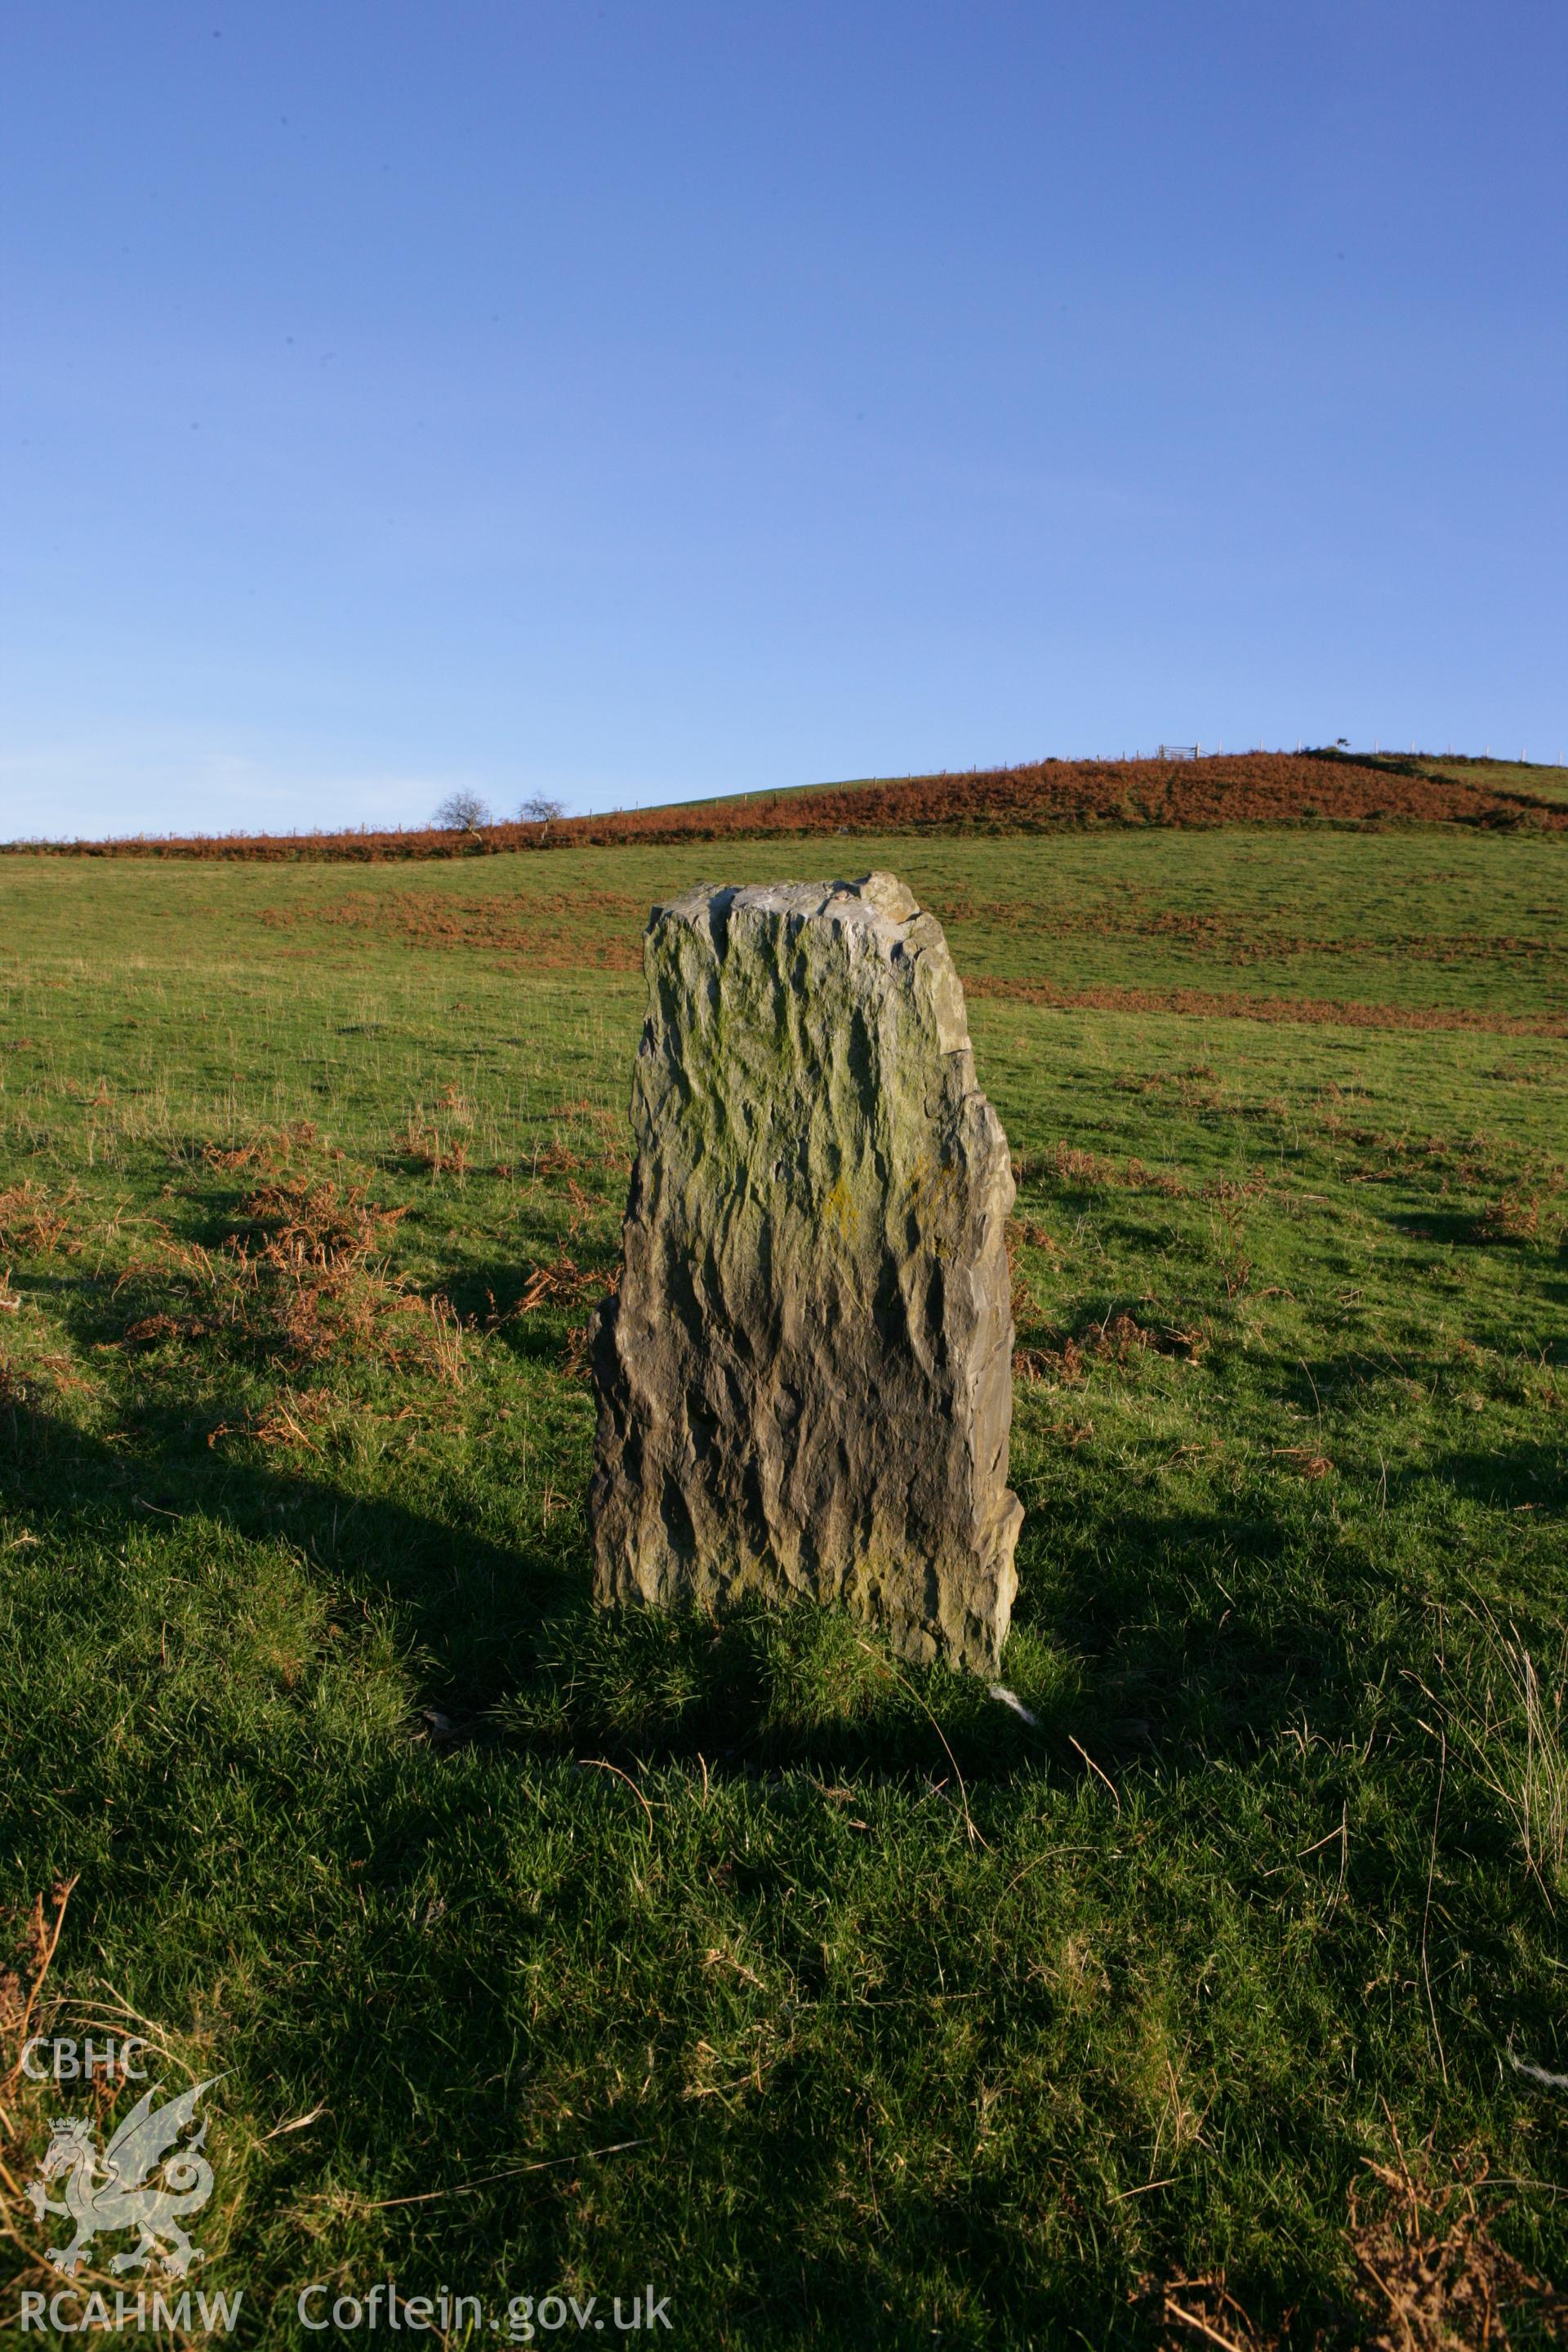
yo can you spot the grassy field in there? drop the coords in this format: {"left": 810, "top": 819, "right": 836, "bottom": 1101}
{"left": 2, "top": 826, "right": 1566, "bottom": 2348}
{"left": 1413, "top": 760, "right": 1568, "bottom": 808}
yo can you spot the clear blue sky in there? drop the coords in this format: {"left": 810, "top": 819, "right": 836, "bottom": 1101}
{"left": 3, "top": 2, "right": 1564, "bottom": 838}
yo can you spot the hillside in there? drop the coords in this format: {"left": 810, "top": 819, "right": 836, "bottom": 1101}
{"left": 2, "top": 822, "right": 1566, "bottom": 2337}
{"left": 1410, "top": 755, "right": 1568, "bottom": 805}
{"left": 7, "top": 749, "right": 1567, "bottom": 862}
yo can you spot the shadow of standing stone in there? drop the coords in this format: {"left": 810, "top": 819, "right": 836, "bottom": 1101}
{"left": 588, "top": 872, "right": 1022, "bottom": 1673}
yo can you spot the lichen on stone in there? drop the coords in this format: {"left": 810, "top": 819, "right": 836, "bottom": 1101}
{"left": 588, "top": 872, "right": 1022, "bottom": 1673}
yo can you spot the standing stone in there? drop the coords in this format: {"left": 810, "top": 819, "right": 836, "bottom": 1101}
{"left": 588, "top": 872, "right": 1022, "bottom": 1673}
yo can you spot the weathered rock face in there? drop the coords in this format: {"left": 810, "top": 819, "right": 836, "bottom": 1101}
{"left": 588, "top": 872, "right": 1022, "bottom": 1674}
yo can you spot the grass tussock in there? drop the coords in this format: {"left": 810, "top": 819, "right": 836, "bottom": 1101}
{"left": 1445, "top": 1618, "right": 1568, "bottom": 1897}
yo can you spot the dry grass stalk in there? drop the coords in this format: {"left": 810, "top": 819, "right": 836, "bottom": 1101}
{"left": 1152, "top": 2270, "right": 1281, "bottom": 2350}
{"left": 200, "top": 1118, "right": 318, "bottom": 1173}
{"left": 402, "top": 1117, "right": 469, "bottom": 1175}
{"left": 1272, "top": 1446, "right": 1334, "bottom": 1479}
{"left": 421, "top": 1294, "right": 466, "bottom": 1388}
{"left": 1447, "top": 1616, "right": 1567, "bottom": 1896}
{"left": 1014, "top": 1311, "right": 1206, "bottom": 1387}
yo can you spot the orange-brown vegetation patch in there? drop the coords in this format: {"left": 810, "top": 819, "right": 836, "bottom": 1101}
{"left": 488, "top": 1102, "right": 633, "bottom": 1189}
{"left": 123, "top": 1308, "right": 212, "bottom": 1348}
{"left": 114, "top": 1165, "right": 466, "bottom": 1389}
{"left": 1015, "top": 1308, "right": 1209, "bottom": 1386}
{"left": 0, "top": 1884, "right": 79, "bottom": 2243}
{"left": 1010, "top": 1143, "right": 1272, "bottom": 1205}
{"left": 234, "top": 1174, "right": 409, "bottom": 1283}
{"left": 1345, "top": 2147, "right": 1566, "bottom": 2352}
{"left": 400, "top": 1116, "right": 472, "bottom": 1177}
{"left": 1017, "top": 1141, "right": 1203, "bottom": 1196}
{"left": 488, "top": 1248, "right": 619, "bottom": 1321}
{"left": 208, "top": 1385, "right": 347, "bottom": 1455}
{"left": 1140, "top": 2149, "right": 1566, "bottom": 2349}
{"left": 537, "top": 1099, "right": 633, "bottom": 1173}
{"left": 1472, "top": 1192, "right": 1564, "bottom": 1244}
{"left": 1312, "top": 1121, "right": 1566, "bottom": 1232}
{"left": 942, "top": 898, "right": 1566, "bottom": 969}
{"left": 201, "top": 1118, "right": 320, "bottom": 1172}
{"left": 968, "top": 975, "right": 1568, "bottom": 1037}
{"left": 260, "top": 889, "right": 648, "bottom": 964}
{"left": 0, "top": 1181, "right": 79, "bottom": 1258}
{"left": 12, "top": 752, "right": 1566, "bottom": 861}
{"left": 1272, "top": 1446, "right": 1335, "bottom": 1478}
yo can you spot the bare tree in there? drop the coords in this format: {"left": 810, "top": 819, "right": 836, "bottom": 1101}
{"left": 519, "top": 795, "right": 566, "bottom": 824}
{"left": 433, "top": 789, "right": 493, "bottom": 831}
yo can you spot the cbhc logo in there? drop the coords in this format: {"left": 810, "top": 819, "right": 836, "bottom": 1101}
{"left": 20, "top": 2038, "right": 148, "bottom": 2082}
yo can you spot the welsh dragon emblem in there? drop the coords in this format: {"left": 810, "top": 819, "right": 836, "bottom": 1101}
{"left": 25, "top": 2078, "right": 220, "bottom": 2278}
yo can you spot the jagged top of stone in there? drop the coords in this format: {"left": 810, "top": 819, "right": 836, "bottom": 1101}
{"left": 647, "top": 872, "right": 969, "bottom": 1054}
{"left": 653, "top": 871, "right": 920, "bottom": 929}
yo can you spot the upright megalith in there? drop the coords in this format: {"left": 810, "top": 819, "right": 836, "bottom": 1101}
{"left": 588, "top": 872, "right": 1022, "bottom": 1673}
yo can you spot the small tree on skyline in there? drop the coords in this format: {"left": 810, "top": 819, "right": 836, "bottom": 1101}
{"left": 519, "top": 795, "right": 566, "bottom": 825}
{"left": 434, "top": 789, "right": 493, "bottom": 831}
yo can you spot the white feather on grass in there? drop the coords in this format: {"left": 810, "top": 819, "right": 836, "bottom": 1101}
{"left": 1508, "top": 2049, "right": 1568, "bottom": 2091}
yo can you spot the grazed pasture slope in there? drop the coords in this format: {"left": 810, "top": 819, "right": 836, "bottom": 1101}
{"left": 1, "top": 814, "right": 1566, "bottom": 2346}
{"left": 1415, "top": 757, "right": 1568, "bottom": 808}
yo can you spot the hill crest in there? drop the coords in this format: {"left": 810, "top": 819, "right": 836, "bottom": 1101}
{"left": 7, "top": 749, "right": 1565, "bottom": 862}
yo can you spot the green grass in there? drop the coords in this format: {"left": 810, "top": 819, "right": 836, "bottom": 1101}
{"left": 1416, "top": 758, "right": 1568, "bottom": 807}
{"left": 2, "top": 829, "right": 1566, "bottom": 2347}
